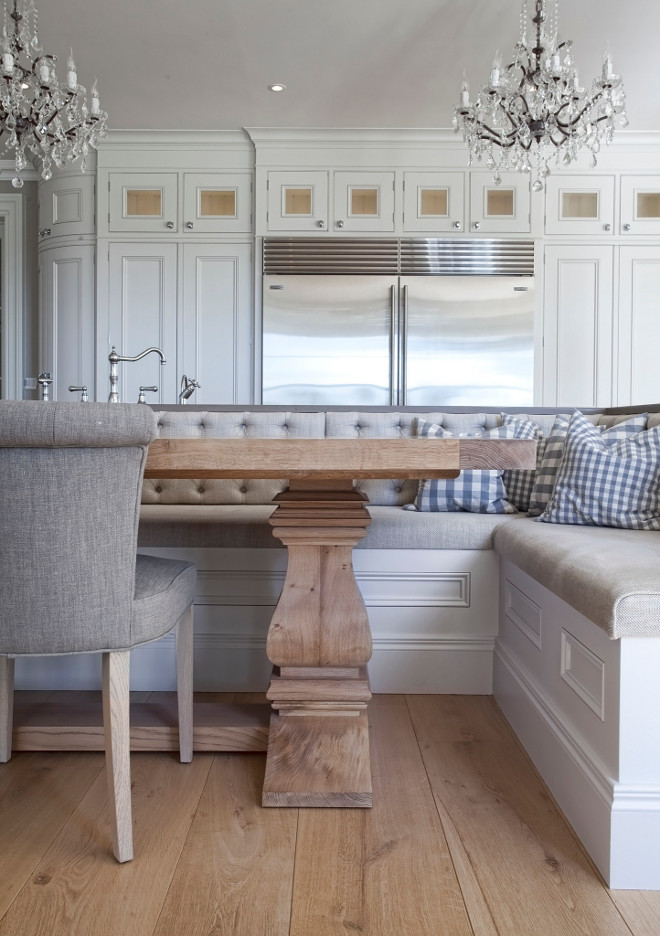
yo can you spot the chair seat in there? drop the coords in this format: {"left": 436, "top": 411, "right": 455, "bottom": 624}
{"left": 131, "top": 554, "right": 196, "bottom": 649}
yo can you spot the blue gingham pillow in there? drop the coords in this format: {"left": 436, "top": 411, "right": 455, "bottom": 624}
{"left": 537, "top": 410, "right": 660, "bottom": 529}
{"left": 500, "top": 414, "right": 546, "bottom": 512}
{"left": 527, "top": 412, "right": 648, "bottom": 517}
{"left": 404, "top": 418, "right": 517, "bottom": 513}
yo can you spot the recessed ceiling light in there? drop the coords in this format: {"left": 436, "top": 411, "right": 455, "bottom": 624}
{"left": 268, "top": 83, "right": 287, "bottom": 92}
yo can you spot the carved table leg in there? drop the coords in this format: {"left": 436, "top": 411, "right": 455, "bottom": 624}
{"left": 262, "top": 480, "right": 373, "bottom": 807}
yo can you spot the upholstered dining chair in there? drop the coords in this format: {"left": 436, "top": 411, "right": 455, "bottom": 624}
{"left": 0, "top": 401, "right": 196, "bottom": 863}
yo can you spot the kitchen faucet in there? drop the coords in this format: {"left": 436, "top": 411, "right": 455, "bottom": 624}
{"left": 178, "top": 375, "right": 200, "bottom": 403}
{"left": 108, "top": 346, "right": 166, "bottom": 402}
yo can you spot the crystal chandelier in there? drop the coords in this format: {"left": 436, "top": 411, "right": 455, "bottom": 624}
{"left": 452, "top": 0, "right": 627, "bottom": 190}
{"left": 0, "top": 0, "right": 108, "bottom": 187}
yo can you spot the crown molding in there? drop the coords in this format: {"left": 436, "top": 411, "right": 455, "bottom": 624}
{"left": 100, "top": 129, "right": 253, "bottom": 150}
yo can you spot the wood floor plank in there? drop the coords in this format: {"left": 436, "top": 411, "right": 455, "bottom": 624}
{"left": 152, "top": 753, "right": 297, "bottom": 936}
{"left": 289, "top": 700, "right": 473, "bottom": 936}
{"left": 0, "top": 753, "right": 213, "bottom": 936}
{"left": 407, "top": 695, "right": 633, "bottom": 936}
{"left": 0, "top": 752, "right": 105, "bottom": 917}
{"left": 610, "top": 891, "right": 660, "bottom": 935}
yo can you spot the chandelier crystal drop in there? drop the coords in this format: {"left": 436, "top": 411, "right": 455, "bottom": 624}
{"left": 0, "top": 0, "right": 107, "bottom": 186}
{"left": 452, "top": 0, "right": 627, "bottom": 190}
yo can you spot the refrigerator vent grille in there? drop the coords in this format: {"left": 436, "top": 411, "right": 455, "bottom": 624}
{"left": 263, "top": 238, "right": 399, "bottom": 275}
{"left": 263, "top": 238, "right": 534, "bottom": 276}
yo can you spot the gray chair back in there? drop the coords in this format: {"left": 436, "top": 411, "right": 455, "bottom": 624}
{"left": 0, "top": 402, "right": 157, "bottom": 655}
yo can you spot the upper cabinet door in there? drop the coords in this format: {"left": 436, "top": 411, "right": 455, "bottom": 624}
{"left": 544, "top": 175, "right": 615, "bottom": 236}
{"left": 469, "top": 173, "right": 531, "bottom": 233}
{"left": 403, "top": 171, "right": 465, "bottom": 233}
{"left": 620, "top": 176, "right": 660, "bottom": 236}
{"left": 38, "top": 173, "right": 95, "bottom": 241}
{"left": 108, "top": 172, "right": 179, "bottom": 233}
{"left": 333, "top": 171, "right": 395, "bottom": 232}
{"left": 182, "top": 172, "right": 253, "bottom": 234}
{"left": 267, "top": 171, "right": 329, "bottom": 231}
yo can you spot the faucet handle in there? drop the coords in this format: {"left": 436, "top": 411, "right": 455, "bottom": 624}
{"left": 137, "top": 385, "right": 158, "bottom": 404}
{"left": 68, "top": 385, "right": 89, "bottom": 402}
{"left": 37, "top": 372, "right": 53, "bottom": 401}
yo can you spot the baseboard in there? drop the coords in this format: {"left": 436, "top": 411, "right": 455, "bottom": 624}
{"left": 494, "top": 640, "right": 660, "bottom": 888}
{"left": 15, "top": 633, "right": 495, "bottom": 694}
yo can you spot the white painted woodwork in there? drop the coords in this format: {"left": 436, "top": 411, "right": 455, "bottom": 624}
{"left": 182, "top": 172, "right": 252, "bottom": 234}
{"left": 617, "top": 246, "right": 660, "bottom": 404}
{"left": 180, "top": 242, "right": 253, "bottom": 402}
{"left": 107, "top": 242, "right": 178, "bottom": 404}
{"left": 402, "top": 171, "right": 466, "bottom": 232}
{"left": 333, "top": 171, "right": 395, "bottom": 232}
{"left": 266, "top": 170, "right": 329, "bottom": 231}
{"left": 542, "top": 245, "right": 614, "bottom": 407}
{"left": 107, "top": 172, "right": 179, "bottom": 233}
{"left": 495, "top": 558, "right": 660, "bottom": 889}
{"left": 0, "top": 194, "right": 24, "bottom": 400}
{"left": 38, "top": 172, "right": 95, "bottom": 240}
{"left": 544, "top": 174, "right": 616, "bottom": 235}
{"left": 39, "top": 245, "right": 95, "bottom": 401}
{"left": 620, "top": 175, "right": 660, "bottom": 236}
{"left": 469, "top": 172, "right": 531, "bottom": 234}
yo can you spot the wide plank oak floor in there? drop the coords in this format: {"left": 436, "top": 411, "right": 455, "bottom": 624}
{"left": 1, "top": 692, "right": 659, "bottom": 936}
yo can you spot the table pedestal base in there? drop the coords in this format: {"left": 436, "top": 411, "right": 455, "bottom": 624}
{"left": 263, "top": 481, "right": 373, "bottom": 807}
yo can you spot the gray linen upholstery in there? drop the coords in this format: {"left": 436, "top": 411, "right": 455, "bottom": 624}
{"left": 138, "top": 503, "right": 525, "bottom": 550}
{"left": 0, "top": 402, "right": 196, "bottom": 655}
{"left": 494, "top": 518, "right": 660, "bottom": 638}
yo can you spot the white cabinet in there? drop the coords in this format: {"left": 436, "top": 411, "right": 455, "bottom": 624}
{"left": 332, "top": 171, "right": 395, "bottom": 232}
{"left": 620, "top": 176, "right": 660, "bottom": 236}
{"left": 39, "top": 244, "right": 95, "bottom": 401}
{"left": 265, "top": 170, "right": 395, "bottom": 233}
{"left": 180, "top": 243, "right": 253, "bottom": 402}
{"left": 544, "top": 175, "right": 615, "bottom": 236}
{"left": 617, "top": 246, "right": 660, "bottom": 404}
{"left": 104, "top": 241, "right": 252, "bottom": 405}
{"left": 266, "top": 171, "right": 329, "bottom": 231}
{"left": 106, "top": 171, "right": 252, "bottom": 235}
{"left": 38, "top": 172, "right": 95, "bottom": 241}
{"left": 542, "top": 245, "right": 614, "bottom": 407}
{"left": 469, "top": 172, "right": 531, "bottom": 234}
{"left": 403, "top": 171, "right": 465, "bottom": 233}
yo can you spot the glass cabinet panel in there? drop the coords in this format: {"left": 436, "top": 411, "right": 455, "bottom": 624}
{"left": 284, "top": 187, "right": 313, "bottom": 216}
{"left": 637, "top": 192, "right": 660, "bottom": 219}
{"left": 349, "top": 187, "right": 379, "bottom": 216}
{"left": 125, "top": 189, "right": 163, "bottom": 217}
{"left": 486, "top": 188, "right": 515, "bottom": 217}
{"left": 561, "top": 192, "right": 599, "bottom": 219}
{"left": 200, "top": 189, "right": 237, "bottom": 218}
{"left": 419, "top": 188, "right": 449, "bottom": 217}
{"left": 620, "top": 176, "right": 660, "bottom": 234}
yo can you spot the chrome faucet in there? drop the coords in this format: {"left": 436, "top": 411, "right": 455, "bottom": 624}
{"left": 108, "top": 346, "right": 166, "bottom": 402}
{"left": 37, "top": 372, "right": 53, "bottom": 401}
{"left": 178, "top": 375, "right": 200, "bottom": 404}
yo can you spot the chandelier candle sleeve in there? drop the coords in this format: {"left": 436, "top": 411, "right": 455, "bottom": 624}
{"left": 452, "top": 0, "right": 627, "bottom": 190}
{"left": 0, "top": 0, "right": 108, "bottom": 185}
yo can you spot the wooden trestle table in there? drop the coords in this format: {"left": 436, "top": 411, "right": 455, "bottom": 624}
{"left": 12, "top": 436, "right": 535, "bottom": 809}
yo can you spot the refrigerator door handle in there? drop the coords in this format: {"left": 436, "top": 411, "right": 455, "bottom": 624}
{"left": 389, "top": 284, "right": 397, "bottom": 406}
{"left": 400, "top": 284, "right": 408, "bottom": 406}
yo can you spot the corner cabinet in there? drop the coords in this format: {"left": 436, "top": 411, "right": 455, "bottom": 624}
{"left": 38, "top": 170, "right": 97, "bottom": 401}
{"left": 99, "top": 241, "right": 252, "bottom": 405}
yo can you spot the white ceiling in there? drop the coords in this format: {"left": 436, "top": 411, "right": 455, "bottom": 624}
{"left": 35, "top": 0, "right": 660, "bottom": 133}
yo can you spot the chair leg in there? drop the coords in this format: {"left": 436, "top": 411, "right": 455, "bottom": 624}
{"left": 176, "top": 605, "right": 194, "bottom": 763}
{"left": 102, "top": 650, "right": 133, "bottom": 863}
{"left": 0, "top": 656, "right": 15, "bottom": 763}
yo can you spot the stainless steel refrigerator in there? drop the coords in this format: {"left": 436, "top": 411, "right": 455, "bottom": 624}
{"left": 262, "top": 238, "right": 535, "bottom": 406}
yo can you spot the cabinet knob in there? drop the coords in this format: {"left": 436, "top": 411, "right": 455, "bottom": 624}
{"left": 39, "top": 227, "right": 51, "bottom": 237}
{"left": 603, "top": 223, "right": 611, "bottom": 231}
{"left": 472, "top": 221, "right": 481, "bottom": 231}
{"left": 165, "top": 221, "right": 175, "bottom": 230}
{"left": 316, "top": 220, "right": 325, "bottom": 229}
{"left": 623, "top": 223, "right": 631, "bottom": 231}
{"left": 185, "top": 221, "right": 194, "bottom": 230}
{"left": 452, "top": 221, "right": 461, "bottom": 230}
{"left": 336, "top": 220, "right": 345, "bottom": 229}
